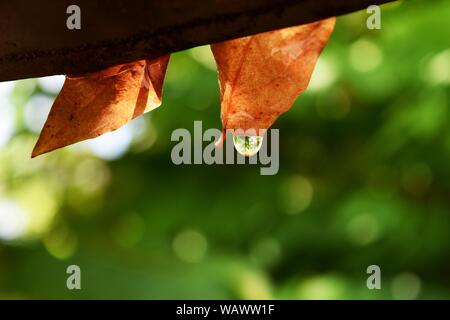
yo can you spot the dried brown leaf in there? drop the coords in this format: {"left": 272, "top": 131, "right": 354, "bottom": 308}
{"left": 32, "top": 56, "right": 169, "bottom": 157}
{"left": 211, "top": 18, "right": 336, "bottom": 132}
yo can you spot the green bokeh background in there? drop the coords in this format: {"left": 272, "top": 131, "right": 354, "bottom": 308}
{"left": 1, "top": 0, "right": 449, "bottom": 299}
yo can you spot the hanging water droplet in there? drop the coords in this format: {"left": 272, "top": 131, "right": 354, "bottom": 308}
{"left": 233, "top": 135, "right": 263, "bottom": 157}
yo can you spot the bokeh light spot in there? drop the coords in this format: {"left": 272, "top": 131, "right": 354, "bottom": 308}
{"left": 308, "top": 57, "right": 338, "bottom": 91}
{"left": 347, "top": 213, "right": 380, "bottom": 246}
{"left": 189, "top": 46, "right": 217, "bottom": 71}
{"left": 391, "top": 272, "right": 421, "bottom": 300}
{"left": 349, "top": 39, "right": 383, "bottom": 72}
{"left": 0, "top": 81, "right": 15, "bottom": 98}
{"left": 37, "top": 76, "right": 65, "bottom": 95}
{"left": 424, "top": 49, "right": 450, "bottom": 85}
{"left": 237, "top": 270, "right": 273, "bottom": 300}
{"left": 0, "top": 200, "right": 29, "bottom": 241}
{"left": 24, "top": 94, "right": 54, "bottom": 134}
{"left": 173, "top": 229, "right": 207, "bottom": 263}
{"left": 250, "top": 237, "right": 281, "bottom": 268}
{"left": 74, "top": 158, "right": 111, "bottom": 193}
{"left": 0, "top": 98, "right": 16, "bottom": 148}
{"left": 43, "top": 225, "right": 78, "bottom": 260}
{"left": 16, "top": 181, "right": 60, "bottom": 237}
{"left": 279, "top": 176, "right": 314, "bottom": 214}
{"left": 297, "top": 275, "right": 346, "bottom": 300}
{"left": 81, "top": 121, "right": 135, "bottom": 160}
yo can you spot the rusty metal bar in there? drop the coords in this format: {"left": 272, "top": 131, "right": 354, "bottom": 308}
{"left": 0, "top": 0, "right": 395, "bottom": 81}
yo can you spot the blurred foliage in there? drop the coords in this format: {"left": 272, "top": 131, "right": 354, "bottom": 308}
{"left": 0, "top": 0, "right": 450, "bottom": 299}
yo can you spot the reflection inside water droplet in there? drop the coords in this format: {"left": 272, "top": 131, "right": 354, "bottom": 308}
{"left": 233, "top": 135, "right": 263, "bottom": 157}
